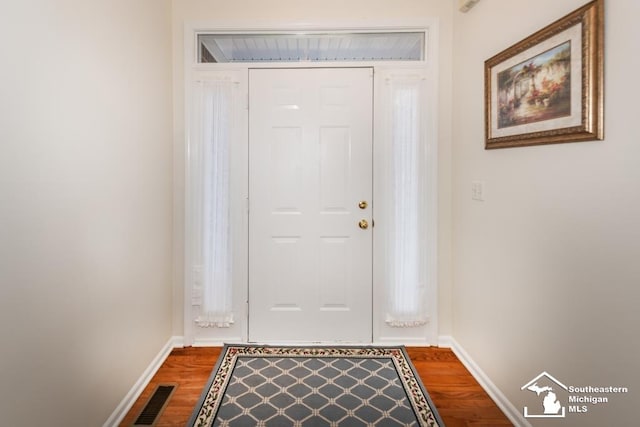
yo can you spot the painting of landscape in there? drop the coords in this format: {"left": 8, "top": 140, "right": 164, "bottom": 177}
{"left": 497, "top": 41, "right": 571, "bottom": 129}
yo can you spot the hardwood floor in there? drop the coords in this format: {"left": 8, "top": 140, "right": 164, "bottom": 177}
{"left": 119, "top": 346, "right": 513, "bottom": 426}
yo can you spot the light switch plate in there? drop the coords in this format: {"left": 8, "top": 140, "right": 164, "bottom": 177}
{"left": 471, "top": 181, "right": 485, "bottom": 201}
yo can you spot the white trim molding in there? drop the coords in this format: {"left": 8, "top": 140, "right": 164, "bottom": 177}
{"left": 103, "top": 336, "right": 184, "bottom": 427}
{"left": 449, "top": 337, "right": 530, "bottom": 427}
{"left": 184, "top": 20, "right": 440, "bottom": 347}
{"left": 437, "top": 335, "right": 453, "bottom": 348}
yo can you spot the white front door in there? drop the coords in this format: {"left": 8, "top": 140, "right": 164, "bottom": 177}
{"left": 248, "top": 68, "right": 373, "bottom": 342}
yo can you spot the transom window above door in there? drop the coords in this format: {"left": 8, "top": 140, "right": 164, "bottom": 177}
{"left": 197, "top": 31, "right": 425, "bottom": 63}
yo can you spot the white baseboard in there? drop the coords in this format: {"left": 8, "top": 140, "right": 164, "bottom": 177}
{"left": 103, "top": 335, "right": 184, "bottom": 427}
{"left": 190, "top": 339, "right": 437, "bottom": 347}
{"left": 449, "top": 337, "right": 530, "bottom": 427}
{"left": 437, "top": 334, "right": 453, "bottom": 348}
{"left": 193, "top": 337, "right": 242, "bottom": 347}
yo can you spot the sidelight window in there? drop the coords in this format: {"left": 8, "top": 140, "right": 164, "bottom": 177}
{"left": 379, "top": 73, "right": 430, "bottom": 328}
{"left": 191, "top": 79, "right": 236, "bottom": 328}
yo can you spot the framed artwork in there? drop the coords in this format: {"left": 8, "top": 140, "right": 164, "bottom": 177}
{"left": 485, "top": 0, "right": 604, "bottom": 149}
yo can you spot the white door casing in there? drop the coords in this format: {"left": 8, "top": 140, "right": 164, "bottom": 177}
{"left": 248, "top": 68, "right": 374, "bottom": 343}
{"left": 185, "top": 25, "right": 439, "bottom": 346}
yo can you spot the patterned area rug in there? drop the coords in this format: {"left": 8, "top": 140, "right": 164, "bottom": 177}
{"left": 188, "top": 345, "right": 444, "bottom": 427}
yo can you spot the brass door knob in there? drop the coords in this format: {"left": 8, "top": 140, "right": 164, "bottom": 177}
{"left": 358, "top": 200, "right": 368, "bottom": 209}
{"left": 358, "top": 219, "right": 369, "bottom": 230}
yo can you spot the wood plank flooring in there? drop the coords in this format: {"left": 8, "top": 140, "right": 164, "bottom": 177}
{"left": 119, "top": 346, "right": 513, "bottom": 426}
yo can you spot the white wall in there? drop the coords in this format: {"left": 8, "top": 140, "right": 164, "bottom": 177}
{"left": 452, "top": 1, "right": 640, "bottom": 425}
{"left": 170, "top": 0, "right": 455, "bottom": 340}
{"left": 0, "top": 1, "right": 173, "bottom": 425}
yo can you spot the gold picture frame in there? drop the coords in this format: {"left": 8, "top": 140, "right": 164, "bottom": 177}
{"left": 485, "top": 0, "right": 604, "bottom": 149}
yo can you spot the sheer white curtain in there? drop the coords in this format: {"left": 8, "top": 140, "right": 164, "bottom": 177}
{"left": 195, "top": 80, "right": 234, "bottom": 328}
{"left": 386, "top": 77, "right": 428, "bottom": 327}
